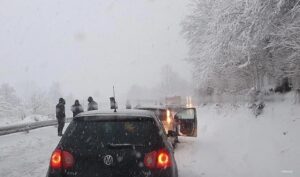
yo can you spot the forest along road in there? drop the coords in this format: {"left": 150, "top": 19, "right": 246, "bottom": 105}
{"left": 0, "top": 105, "right": 299, "bottom": 177}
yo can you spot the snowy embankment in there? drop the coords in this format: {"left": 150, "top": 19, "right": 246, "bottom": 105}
{"left": 0, "top": 114, "right": 53, "bottom": 127}
{"left": 0, "top": 100, "right": 299, "bottom": 177}
{"left": 177, "top": 100, "right": 300, "bottom": 177}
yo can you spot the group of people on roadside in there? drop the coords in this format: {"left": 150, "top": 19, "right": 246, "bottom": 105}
{"left": 55, "top": 96, "right": 98, "bottom": 136}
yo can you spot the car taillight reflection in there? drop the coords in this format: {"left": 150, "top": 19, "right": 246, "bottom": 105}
{"left": 144, "top": 149, "right": 171, "bottom": 169}
{"left": 186, "top": 96, "right": 193, "bottom": 108}
{"left": 50, "top": 149, "right": 75, "bottom": 170}
{"left": 166, "top": 109, "right": 171, "bottom": 124}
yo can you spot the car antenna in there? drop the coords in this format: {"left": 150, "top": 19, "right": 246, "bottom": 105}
{"left": 110, "top": 86, "right": 117, "bottom": 112}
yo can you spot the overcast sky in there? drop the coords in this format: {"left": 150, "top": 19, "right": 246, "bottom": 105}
{"left": 0, "top": 0, "right": 191, "bottom": 103}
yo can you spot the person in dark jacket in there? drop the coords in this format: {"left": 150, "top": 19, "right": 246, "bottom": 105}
{"left": 56, "top": 98, "right": 66, "bottom": 136}
{"left": 71, "top": 99, "right": 84, "bottom": 117}
{"left": 87, "top": 96, "right": 98, "bottom": 111}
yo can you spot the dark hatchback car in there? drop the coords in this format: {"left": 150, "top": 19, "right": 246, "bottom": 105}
{"left": 46, "top": 110, "right": 178, "bottom": 177}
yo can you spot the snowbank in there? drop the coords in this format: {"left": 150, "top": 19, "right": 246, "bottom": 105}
{"left": 21, "top": 115, "right": 51, "bottom": 123}
{"left": 0, "top": 115, "right": 53, "bottom": 127}
{"left": 176, "top": 101, "right": 300, "bottom": 177}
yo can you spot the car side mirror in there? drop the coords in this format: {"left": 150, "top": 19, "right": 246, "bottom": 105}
{"left": 167, "top": 130, "right": 177, "bottom": 137}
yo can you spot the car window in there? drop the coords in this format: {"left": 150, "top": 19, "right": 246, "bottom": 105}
{"left": 175, "top": 109, "right": 195, "bottom": 120}
{"left": 62, "top": 118, "right": 162, "bottom": 151}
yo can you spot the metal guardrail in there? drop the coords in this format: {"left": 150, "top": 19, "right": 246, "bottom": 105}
{"left": 0, "top": 118, "right": 73, "bottom": 136}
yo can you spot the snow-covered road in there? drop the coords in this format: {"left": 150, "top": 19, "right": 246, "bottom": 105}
{"left": 0, "top": 126, "right": 60, "bottom": 177}
{"left": 0, "top": 103, "right": 299, "bottom": 177}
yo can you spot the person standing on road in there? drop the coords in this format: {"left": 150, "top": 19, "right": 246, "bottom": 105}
{"left": 71, "top": 99, "right": 84, "bottom": 117}
{"left": 56, "top": 98, "right": 66, "bottom": 136}
{"left": 87, "top": 96, "right": 98, "bottom": 111}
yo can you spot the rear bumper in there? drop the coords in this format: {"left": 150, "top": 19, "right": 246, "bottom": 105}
{"left": 46, "top": 167, "right": 178, "bottom": 177}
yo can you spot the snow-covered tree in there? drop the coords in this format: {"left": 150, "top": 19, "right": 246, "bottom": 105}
{"left": 182, "top": 0, "right": 300, "bottom": 97}
{"left": 159, "top": 65, "right": 191, "bottom": 96}
{"left": 48, "top": 82, "right": 63, "bottom": 105}
{"left": 28, "top": 91, "right": 51, "bottom": 115}
{"left": 0, "top": 83, "right": 24, "bottom": 119}
{"left": 0, "top": 83, "right": 20, "bottom": 105}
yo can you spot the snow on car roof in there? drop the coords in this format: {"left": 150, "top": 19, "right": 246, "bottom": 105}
{"left": 75, "top": 109, "right": 156, "bottom": 119}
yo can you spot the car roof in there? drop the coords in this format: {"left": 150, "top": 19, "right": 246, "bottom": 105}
{"left": 135, "top": 105, "right": 167, "bottom": 110}
{"left": 74, "top": 109, "right": 156, "bottom": 120}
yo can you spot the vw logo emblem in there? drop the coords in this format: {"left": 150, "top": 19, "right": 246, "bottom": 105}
{"left": 103, "top": 155, "right": 114, "bottom": 166}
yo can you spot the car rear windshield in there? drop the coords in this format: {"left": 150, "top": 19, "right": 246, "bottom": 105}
{"left": 61, "top": 117, "right": 162, "bottom": 150}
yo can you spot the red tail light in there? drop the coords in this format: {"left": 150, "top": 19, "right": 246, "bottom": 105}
{"left": 51, "top": 149, "right": 62, "bottom": 169}
{"left": 156, "top": 149, "right": 171, "bottom": 168}
{"left": 50, "top": 149, "right": 75, "bottom": 170}
{"left": 62, "top": 151, "right": 75, "bottom": 169}
{"left": 144, "top": 151, "right": 157, "bottom": 169}
{"left": 144, "top": 149, "right": 172, "bottom": 169}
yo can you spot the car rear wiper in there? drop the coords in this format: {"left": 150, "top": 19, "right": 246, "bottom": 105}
{"left": 106, "top": 143, "right": 144, "bottom": 149}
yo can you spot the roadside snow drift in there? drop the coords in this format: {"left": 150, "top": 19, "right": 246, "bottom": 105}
{"left": 176, "top": 101, "right": 300, "bottom": 177}
{"left": 0, "top": 115, "right": 53, "bottom": 127}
